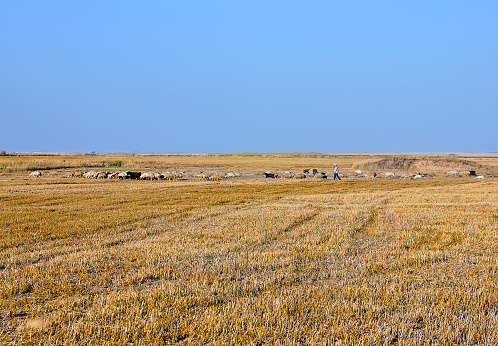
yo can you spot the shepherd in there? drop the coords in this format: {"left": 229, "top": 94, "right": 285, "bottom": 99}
{"left": 333, "top": 164, "right": 341, "bottom": 180}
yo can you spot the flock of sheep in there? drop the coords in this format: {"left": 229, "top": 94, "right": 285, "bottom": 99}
{"left": 27, "top": 170, "right": 241, "bottom": 181}
{"left": 446, "top": 170, "right": 485, "bottom": 179}
{"left": 193, "top": 171, "right": 242, "bottom": 180}
{"left": 262, "top": 169, "right": 487, "bottom": 180}
{"left": 27, "top": 168, "right": 487, "bottom": 180}
{"left": 81, "top": 171, "right": 186, "bottom": 180}
{"left": 263, "top": 169, "right": 327, "bottom": 179}
{"left": 262, "top": 169, "right": 416, "bottom": 180}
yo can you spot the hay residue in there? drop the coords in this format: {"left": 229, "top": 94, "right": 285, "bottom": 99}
{"left": 25, "top": 318, "right": 46, "bottom": 330}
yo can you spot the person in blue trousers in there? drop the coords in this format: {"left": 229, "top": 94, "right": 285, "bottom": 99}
{"left": 333, "top": 164, "right": 341, "bottom": 180}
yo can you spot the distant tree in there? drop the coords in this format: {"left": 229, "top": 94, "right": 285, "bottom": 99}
{"left": 0, "top": 150, "right": 6, "bottom": 156}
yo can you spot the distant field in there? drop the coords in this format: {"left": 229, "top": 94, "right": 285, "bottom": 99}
{"left": 1, "top": 154, "right": 497, "bottom": 345}
{"left": 1, "top": 152, "right": 497, "bottom": 176}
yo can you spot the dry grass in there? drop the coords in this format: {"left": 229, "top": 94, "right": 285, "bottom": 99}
{"left": 1, "top": 154, "right": 498, "bottom": 345}
{"left": 0, "top": 153, "right": 378, "bottom": 175}
{"left": 1, "top": 152, "right": 495, "bottom": 176}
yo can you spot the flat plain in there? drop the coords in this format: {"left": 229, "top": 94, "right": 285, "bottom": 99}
{"left": 1, "top": 153, "right": 497, "bottom": 345}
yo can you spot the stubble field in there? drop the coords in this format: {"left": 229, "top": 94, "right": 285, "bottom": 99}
{"left": 1, "top": 153, "right": 497, "bottom": 345}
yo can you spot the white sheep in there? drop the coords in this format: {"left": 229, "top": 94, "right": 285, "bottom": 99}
{"left": 140, "top": 172, "right": 156, "bottom": 180}
{"left": 196, "top": 172, "right": 212, "bottom": 180}
{"left": 118, "top": 172, "right": 129, "bottom": 179}
{"left": 29, "top": 171, "right": 42, "bottom": 178}
{"left": 83, "top": 171, "right": 97, "bottom": 178}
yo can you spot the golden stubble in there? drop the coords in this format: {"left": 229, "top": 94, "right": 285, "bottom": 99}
{"left": 0, "top": 164, "right": 497, "bottom": 345}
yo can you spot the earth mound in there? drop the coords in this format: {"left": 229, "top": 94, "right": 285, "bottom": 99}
{"left": 357, "top": 156, "right": 488, "bottom": 172}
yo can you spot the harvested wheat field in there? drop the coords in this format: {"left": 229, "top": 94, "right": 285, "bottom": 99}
{"left": 1, "top": 153, "right": 498, "bottom": 345}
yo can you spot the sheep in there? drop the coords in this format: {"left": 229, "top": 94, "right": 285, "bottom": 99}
{"left": 224, "top": 172, "right": 236, "bottom": 179}
{"left": 162, "top": 172, "right": 177, "bottom": 180}
{"left": 96, "top": 172, "right": 108, "bottom": 179}
{"left": 294, "top": 173, "right": 306, "bottom": 179}
{"left": 29, "top": 171, "right": 42, "bottom": 178}
{"left": 202, "top": 171, "right": 214, "bottom": 179}
{"left": 274, "top": 171, "right": 291, "bottom": 179}
{"left": 413, "top": 174, "right": 422, "bottom": 179}
{"left": 447, "top": 171, "right": 459, "bottom": 175}
{"left": 476, "top": 175, "right": 485, "bottom": 180}
{"left": 314, "top": 172, "right": 327, "bottom": 179}
{"left": 63, "top": 172, "right": 75, "bottom": 178}
{"left": 129, "top": 172, "right": 142, "bottom": 180}
{"left": 355, "top": 170, "right": 362, "bottom": 175}
{"left": 117, "top": 172, "right": 129, "bottom": 179}
{"left": 195, "top": 172, "right": 215, "bottom": 180}
{"left": 107, "top": 172, "right": 119, "bottom": 179}
{"left": 74, "top": 171, "right": 83, "bottom": 178}
{"left": 195, "top": 173, "right": 207, "bottom": 180}
{"left": 118, "top": 171, "right": 141, "bottom": 179}
{"left": 263, "top": 172, "right": 276, "bottom": 178}
{"left": 140, "top": 172, "right": 156, "bottom": 180}
{"left": 173, "top": 172, "right": 183, "bottom": 180}
{"left": 209, "top": 175, "right": 220, "bottom": 181}
{"left": 382, "top": 172, "right": 396, "bottom": 178}
{"left": 281, "top": 171, "right": 293, "bottom": 179}
{"left": 304, "top": 169, "right": 318, "bottom": 175}
{"left": 83, "top": 171, "right": 97, "bottom": 179}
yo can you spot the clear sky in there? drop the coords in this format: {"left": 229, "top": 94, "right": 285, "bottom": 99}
{"left": 1, "top": 1, "right": 497, "bottom": 153}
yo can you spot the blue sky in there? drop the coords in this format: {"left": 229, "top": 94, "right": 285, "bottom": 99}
{"left": 1, "top": 1, "right": 497, "bottom": 153}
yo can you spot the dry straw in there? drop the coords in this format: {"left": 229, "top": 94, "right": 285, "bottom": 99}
{"left": 0, "top": 154, "right": 497, "bottom": 344}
